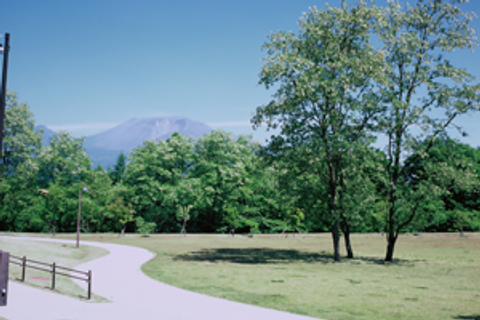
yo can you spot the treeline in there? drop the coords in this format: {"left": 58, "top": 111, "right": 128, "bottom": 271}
{"left": 1, "top": 92, "right": 479, "bottom": 237}
{"left": 2, "top": 0, "right": 480, "bottom": 261}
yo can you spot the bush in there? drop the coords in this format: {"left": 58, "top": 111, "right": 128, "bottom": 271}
{"left": 135, "top": 217, "right": 156, "bottom": 236}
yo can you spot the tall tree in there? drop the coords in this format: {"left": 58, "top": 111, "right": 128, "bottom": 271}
{"left": 35, "top": 131, "right": 92, "bottom": 232}
{"left": 109, "top": 152, "right": 127, "bottom": 185}
{"left": 372, "top": 0, "right": 480, "bottom": 261}
{"left": 37, "top": 131, "right": 92, "bottom": 188}
{"left": 191, "top": 131, "right": 259, "bottom": 233}
{"left": 252, "top": 3, "right": 387, "bottom": 261}
{"left": 125, "top": 133, "right": 195, "bottom": 232}
{"left": 1, "top": 91, "right": 42, "bottom": 176}
{"left": 0, "top": 92, "right": 43, "bottom": 231}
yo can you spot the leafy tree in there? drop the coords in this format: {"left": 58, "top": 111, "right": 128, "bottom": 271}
{"left": 252, "top": 3, "right": 387, "bottom": 261}
{"left": 403, "top": 138, "right": 480, "bottom": 234}
{"left": 37, "top": 131, "right": 92, "bottom": 188}
{"left": 39, "top": 182, "right": 64, "bottom": 234}
{"left": 109, "top": 152, "right": 127, "bottom": 185}
{"left": 125, "top": 133, "right": 195, "bottom": 232}
{"left": 1, "top": 91, "right": 42, "bottom": 177}
{"left": 279, "top": 207, "right": 305, "bottom": 237}
{"left": 177, "top": 204, "right": 193, "bottom": 237}
{"left": 106, "top": 196, "right": 135, "bottom": 237}
{"left": 135, "top": 216, "right": 155, "bottom": 236}
{"left": 0, "top": 161, "right": 44, "bottom": 231}
{"left": 371, "top": 0, "right": 480, "bottom": 260}
{"left": 78, "top": 166, "right": 114, "bottom": 233}
{"left": 34, "top": 131, "right": 93, "bottom": 232}
{"left": 0, "top": 92, "right": 43, "bottom": 231}
{"left": 191, "top": 131, "right": 260, "bottom": 233}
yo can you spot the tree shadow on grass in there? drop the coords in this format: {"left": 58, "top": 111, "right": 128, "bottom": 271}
{"left": 453, "top": 316, "right": 480, "bottom": 320}
{"left": 353, "top": 255, "right": 424, "bottom": 266}
{"left": 173, "top": 248, "right": 422, "bottom": 265}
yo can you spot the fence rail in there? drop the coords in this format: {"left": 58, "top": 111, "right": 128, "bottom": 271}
{"left": 9, "top": 254, "right": 92, "bottom": 299}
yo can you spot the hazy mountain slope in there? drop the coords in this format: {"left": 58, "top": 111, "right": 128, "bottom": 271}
{"left": 34, "top": 125, "right": 57, "bottom": 146}
{"left": 84, "top": 116, "right": 212, "bottom": 152}
{"left": 35, "top": 116, "right": 213, "bottom": 168}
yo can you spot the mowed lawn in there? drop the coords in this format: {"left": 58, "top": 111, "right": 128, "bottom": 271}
{"left": 21, "top": 232, "right": 480, "bottom": 320}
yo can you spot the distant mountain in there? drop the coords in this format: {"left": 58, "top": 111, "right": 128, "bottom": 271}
{"left": 85, "top": 116, "right": 212, "bottom": 168}
{"left": 35, "top": 116, "right": 213, "bottom": 168}
{"left": 84, "top": 116, "right": 212, "bottom": 152}
{"left": 34, "top": 125, "right": 57, "bottom": 146}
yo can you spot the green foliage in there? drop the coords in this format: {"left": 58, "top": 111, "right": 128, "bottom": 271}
{"left": 125, "top": 132, "right": 196, "bottom": 232}
{"left": 403, "top": 138, "right": 480, "bottom": 233}
{"left": 1, "top": 0, "right": 480, "bottom": 266}
{"left": 252, "top": 3, "right": 388, "bottom": 260}
{"left": 370, "top": 0, "right": 480, "bottom": 260}
{"left": 176, "top": 205, "right": 193, "bottom": 224}
{"left": 191, "top": 131, "right": 261, "bottom": 233}
{"left": 2, "top": 91, "right": 42, "bottom": 177}
{"left": 109, "top": 152, "right": 127, "bottom": 185}
{"left": 37, "top": 131, "right": 92, "bottom": 188}
{"left": 135, "top": 216, "right": 155, "bottom": 236}
{"left": 0, "top": 92, "right": 43, "bottom": 231}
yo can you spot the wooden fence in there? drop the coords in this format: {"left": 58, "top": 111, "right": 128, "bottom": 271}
{"left": 9, "top": 254, "right": 92, "bottom": 299}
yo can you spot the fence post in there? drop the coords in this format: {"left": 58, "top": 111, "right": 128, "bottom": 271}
{"left": 51, "top": 263, "right": 55, "bottom": 290}
{"left": 87, "top": 270, "right": 91, "bottom": 300}
{"left": 21, "top": 256, "right": 26, "bottom": 282}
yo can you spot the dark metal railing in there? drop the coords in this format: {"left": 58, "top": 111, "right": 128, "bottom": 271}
{"left": 9, "top": 254, "right": 92, "bottom": 299}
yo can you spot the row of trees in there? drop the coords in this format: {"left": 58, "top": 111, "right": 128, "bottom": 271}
{"left": 1, "top": 0, "right": 480, "bottom": 261}
{"left": 1, "top": 90, "right": 480, "bottom": 256}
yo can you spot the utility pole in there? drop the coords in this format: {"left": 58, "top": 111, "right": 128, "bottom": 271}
{"left": 77, "top": 185, "right": 82, "bottom": 248}
{"left": 0, "top": 33, "right": 10, "bottom": 181}
{"left": 77, "top": 184, "right": 88, "bottom": 248}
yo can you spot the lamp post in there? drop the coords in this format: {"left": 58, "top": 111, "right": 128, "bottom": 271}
{"left": 0, "top": 33, "right": 10, "bottom": 181}
{"left": 76, "top": 184, "right": 88, "bottom": 248}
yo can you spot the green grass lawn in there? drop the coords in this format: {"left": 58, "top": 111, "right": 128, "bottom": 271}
{"left": 14, "top": 232, "right": 480, "bottom": 320}
{"left": 0, "top": 235, "right": 108, "bottom": 301}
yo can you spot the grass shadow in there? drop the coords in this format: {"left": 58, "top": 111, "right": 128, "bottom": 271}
{"left": 174, "top": 248, "right": 332, "bottom": 264}
{"left": 352, "top": 255, "right": 424, "bottom": 266}
{"left": 174, "top": 247, "right": 423, "bottom": 265}
{"left": 453, "top": 316, "right": 480, "bottom": 320}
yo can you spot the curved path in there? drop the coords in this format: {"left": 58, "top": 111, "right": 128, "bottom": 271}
{"left": 1, "top": 237, "right": 322, "bottom": 320}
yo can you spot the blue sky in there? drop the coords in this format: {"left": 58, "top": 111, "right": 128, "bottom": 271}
{"left": 1, "top": 0, "right": 479, "bottom": 147}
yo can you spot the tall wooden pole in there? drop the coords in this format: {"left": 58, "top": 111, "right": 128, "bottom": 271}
{"left": 0, "top": 33, "right": 10, "bottom": 181}
{"left": 77, "top": 186, "right": 82, "bottom": 248}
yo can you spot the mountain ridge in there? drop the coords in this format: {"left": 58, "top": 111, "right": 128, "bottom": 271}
{"left": 35, "top": 116, "right": 213, "bottom": 167}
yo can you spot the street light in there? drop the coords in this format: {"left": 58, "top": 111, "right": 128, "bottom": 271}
{"left": 76, "top": 184, "right": 88, "bottom": 248}
{"left": 0, "top": 33, "right": 10, "bottom": 181}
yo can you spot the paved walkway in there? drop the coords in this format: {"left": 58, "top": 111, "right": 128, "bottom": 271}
{"left": 1, "top": 237, "right": 322, "bottom": 320}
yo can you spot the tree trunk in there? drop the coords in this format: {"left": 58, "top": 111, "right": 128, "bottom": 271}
{"left": 280, "top": 226, "right": 288, "bottom": 237}
{"left": 386, "top": 156, "right": 399, "bottom": 261}
{"left": 385, "top": 233, "right": 397, "bottom": 262}
{"left": 327, "top": 164, "right": 341, "bottom": 262}
{"left": 180, "top": 219, "right": 187, "bottom": 237}
{"left": 120, "top": 227, "right": 125, "bottom": 237}
{"left": 332, "top": 219, "right": 341, "bottom": 262}
{"left": 343, "top": 229, "right": 353, "bottom": 259}
{"left": 340, "top": 216, "right": 353, "bottom": 258}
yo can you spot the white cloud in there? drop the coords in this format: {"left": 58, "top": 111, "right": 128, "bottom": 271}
{"left": 207, "top": 120, "right": 252, "bottom": 127}
{"left": 48, "top": 122, "right": 120, "bottom": 132}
